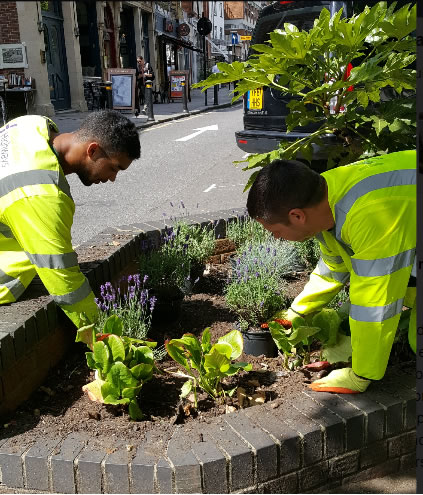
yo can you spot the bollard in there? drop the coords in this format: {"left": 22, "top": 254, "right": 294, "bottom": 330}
{"left": 181, "top": 81, "right": 189, "bottom": 114}
{"left": 104, "top": 81, "right": 113, "bottom": 109}
{"left": 145, "top": 82, "right": 155, "bottom": 121}
{"left": 213, "top": 84, "right": 219, "bottom": 106}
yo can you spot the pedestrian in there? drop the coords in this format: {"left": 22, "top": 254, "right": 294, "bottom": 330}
{"left": 0, "top": 110, "right": 141, "bottom": 328}
{"left": 246, "top": 151, "right": 416, "bottom": 393}
{"left": 136, "top": 55, "right": 155, "bottom": 114}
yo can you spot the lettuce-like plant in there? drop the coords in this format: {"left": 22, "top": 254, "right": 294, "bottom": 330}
{"left": 76, "top": 315, "right": 157, "bottom": 420}
{"left": 165, "top": 328, "right": 252, "bottom": 407}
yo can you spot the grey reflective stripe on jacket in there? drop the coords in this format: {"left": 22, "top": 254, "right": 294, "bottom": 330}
{"left": 315, "top": 232, "right": 328, "bottom": 250}
{"left": 25, "top": 251, "right": 78, "bottom": 270}
{"left": 0, "top": 222, "right": 13, "bottom": 238}
{"left": 321, "top": 253, "right": 344, "bottom": 265}
{"left": 351, "top": 248, "right": 415, "bottom": 277}
{"left": 0, "top": 169, "right": 72, "bottom": 200}
{"left": 0, "top": 268, "right": 26, "bottom": 299}
{"left": 350, "top": 298, "right": 404, "bottom": 323}
{"left": 52, "top": 277, "right": 92, "bottom": 306}
{"left": 317, "top": 258, "right": 350, "bottom": 284}
{"left": 334, "top": 169, "right": 416, "bottom": 243}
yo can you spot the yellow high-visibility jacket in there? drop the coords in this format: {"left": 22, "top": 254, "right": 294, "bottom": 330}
{"left": 0, "top": 115, "right": 98, "bottom": 328}
{"left": 291, "top": 150, "right": 416, "bottom": 380}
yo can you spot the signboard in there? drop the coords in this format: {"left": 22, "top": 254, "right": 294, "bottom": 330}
{"left": 240, "top": 36, "right": 252, "bottom": 41}
{"left": 107, "top": 68, "right": 136, "bottom": 111}
{"left": 169, "top": 70, "right": 190, "bottom": 101}
{"left": 231, "top": 33, "right": 239, "bottom": 44}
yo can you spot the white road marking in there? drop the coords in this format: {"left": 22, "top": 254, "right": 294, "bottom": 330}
{"left": 203, "top": 184, "right": 217, "bottom": 193}
{"left": 175, "top": 124, "right": 219, "bottom": 142}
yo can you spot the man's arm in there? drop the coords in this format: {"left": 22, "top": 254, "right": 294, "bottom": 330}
{"left": 4, "top": 194, "right": 99, "bottom": 328}
{"left": 291, "top": 237, "right": 349, "bottom": 315}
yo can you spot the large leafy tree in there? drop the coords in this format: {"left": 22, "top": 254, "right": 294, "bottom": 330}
{"left": 194, "top": 2, "right": 416, "bottom": 189}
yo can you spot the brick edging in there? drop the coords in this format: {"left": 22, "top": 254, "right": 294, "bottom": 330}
{"left": 0, "top": 209, "right": 416, "bottom": 493}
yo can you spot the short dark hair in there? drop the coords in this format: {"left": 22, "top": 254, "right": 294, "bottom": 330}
{"left": 247, "top": 159, "right": 326, "bottom": 224}
{"left": 75, "top": 110, "right": 140, "bottom": 160}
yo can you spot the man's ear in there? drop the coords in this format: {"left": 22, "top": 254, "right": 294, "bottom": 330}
{"left": 86, "top": 142, "right": 100, "bottom": 160}
{"left": 288, "top": 208, "right": 307, "bottom": 225}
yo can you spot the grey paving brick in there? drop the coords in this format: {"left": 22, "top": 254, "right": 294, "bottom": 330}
{"left": 0, "top": 439, "right": 31, "bottom": 488}
{"left": 167, "top": 429, "right": 202, "bottom": 493}
{"left": 249, "top": 401, "right": 322, "bottom": 467}
{"left": 5, "top": 323, "right": 25, "bottom": 361}
{"left": 35, "top": 306, "right": 49, "bottom": 340}
{"left": 206, "top": 421, "right": 254, "bottom": 492}
{"left": 343, "top": 458, "right": 400, "bottom": 484}
{"left": 23, "top": 315, "right": 38, "bottom": 351}
{"left": 0, "top": 330, "right": 15, "bottom": 371}
{"left": 379, "top": 380, "right": 416, "bottom": 431}
{"left": 128, "top": 238, "right": 138, "bottom": 261}
{"left": 360, "top": 440, "right": 388, "bottom": 468}
{"left": 104, "top": 445, "right": 129, "bottom": 494}
{"left": 131, "top": 446, "right": 156, "bottom": 495}
{"left": 299, "top": 460, "right": 329, "bottom": 491}
{"left": 259, "top": 472, "right": 298, "bottom": 494}
{"left": 329, "top": 451, "right": 360, "bottom": 479}
{"left": 224, "top": 411, "right": 278, "bottom": 483}
{"left": 156, "top": 457, "right": 173, "bottom": 494}
{"left": 24, "top": 436, "right": 62, "bottom": 491}
{"left": 366, "top": 387, "right": 404, "bottom": 436}
{"left": 388, "top": 431, "right": 416, "bottom": 458}
{"left": 295, "top": 392, "right": 344, "bottom": 457}
{"left": 192, "top": 440, "right": 228, "bottom": 494}
{"left": 46, "top": 300, "right": 58, "bottom": 331}
{"left": 340, "top": 393, "right": 385, "bottom": 443}
{"left": 101, "top": 259, "right": 111, "bottom": 284}
{"left": 400, "top": 452, "right": 415, "bottom": 470}
{"left": 304, "top": 390, "right": 365, "bottom": 451}
{"left": 76, "top": 442, "right": 107, "bottom": 494}
{"left": 51, "top": 433, "right": 86, "bottom": 494}
{"left": 241, "top": 406, "right": 300, "bottom": 474}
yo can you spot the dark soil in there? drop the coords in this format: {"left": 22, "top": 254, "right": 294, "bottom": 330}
{"left": 0, "top": 254, "right": 413, "bottom": 459}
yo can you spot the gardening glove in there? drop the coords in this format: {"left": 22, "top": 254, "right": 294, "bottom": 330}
{"left": 271, "top": 308, "right": 315, "bottom": 326}
{"left": 309, "top": 368, "right": 371, "bottom": 394}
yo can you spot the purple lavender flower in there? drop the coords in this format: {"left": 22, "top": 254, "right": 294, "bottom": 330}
{"left": 113, "top": 303, "right": 118, "bottom": 309}
{"left": 101, "top": 303, "right": 107, "bottom": 312}
{"left": 127, "top": 275, "right": 133, "bottom": 284}
{"left": 140, "top": 290, "right": 147, "bottom": 306}
{"left": 266, "top": 247, "right": 271, "bottom": 253}
{"left": 237, "top": 257, "right": 241, "bottom": 265}
{"left": 143, "top": 274, "right": 149, "bottom": 284}
{"left": 255, "top": 272, "right": 259, "bottom": 277}
{"left": 94, "top": 298, "right": 101, "bottom": 308}
{"left": 254, "top": 257, "right": 258, "bottom": 264}
{"left": 259, "top": 300, "right": 264, "bottom": 308}
{"left": 150, "top": 296, "right": 157, "bottom": 311}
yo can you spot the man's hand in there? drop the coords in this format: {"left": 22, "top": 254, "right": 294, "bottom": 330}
{"left": 309, "top": 368, "right": 371, "bottom": 394}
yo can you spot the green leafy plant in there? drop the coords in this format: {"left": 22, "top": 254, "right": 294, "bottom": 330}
{"left": 194, "top": 2, "right": 416, "bottom": 188}
{"left": 226, "top": 213, "right": 272, "bottom": 248}
{"left": 76, "top": 315, "right": 157, "bottom": 420}
{"left": 165, "top": 328, "right": 252, "bottom": 407}
{"left": 292, "top": 238, "right": 321, "bottom": 270}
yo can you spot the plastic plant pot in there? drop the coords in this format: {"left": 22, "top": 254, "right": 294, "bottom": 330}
{"left": 241, "top": 327, "right": 278, "bottom": 357}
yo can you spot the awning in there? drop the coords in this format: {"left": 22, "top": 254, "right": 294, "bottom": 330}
{"left": 158, "top": 33, "right": 202, "bottom": 53}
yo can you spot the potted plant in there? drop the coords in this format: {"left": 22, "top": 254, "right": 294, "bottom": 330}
{"left": 139, "top": 246, "right": 190, "bottom": 324}
{"left": 225, "top": 248, "right": 288, "bottom": 357}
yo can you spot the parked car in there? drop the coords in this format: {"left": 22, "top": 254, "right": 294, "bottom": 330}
{"left": 235, "top": 0, "right": 413, "bottom": 168}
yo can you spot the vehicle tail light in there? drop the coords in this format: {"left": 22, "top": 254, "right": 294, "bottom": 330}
{"left": 279, "top": 1, "right": 294, "bottom": 3}
{"left": 238, "top": 140, "right": 248, "bottom": 144}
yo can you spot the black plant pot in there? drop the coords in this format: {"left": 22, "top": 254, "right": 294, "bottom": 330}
{"left": 184, "top": 263, "right": 206, "bottom": 294}
{"left": 241, "top": 327, "right": 278, "bottom": 358}
{"left": 151, "top": 290, "right": 184, "bottom": 325}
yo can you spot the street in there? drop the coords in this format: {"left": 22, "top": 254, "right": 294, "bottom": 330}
{"left": 69, "top": 104, "right": 249, "bottom": 246}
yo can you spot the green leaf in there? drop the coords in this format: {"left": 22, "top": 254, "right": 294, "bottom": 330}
{"left": 107, "top": 334, "right": 126, "bottom": 362}
{"left": 134, "top": 346, "right": 154, "bottom": 365}
{"left": 371, "top": 116, "right": 389, "bottom": 136}
{"left": 225, "top": 362, "right": 252, "bottom": 375}
{"left": 75, "top": 324, "right": 95, "bottom": 348}
{"left": 166, "top": 340, "right": 190, "bottom": 371}
{"left": 201, "top": 327, "right": 212, "bottom": 354}
{"left": 213, "top": 342, "right": 233, "bottom": 360}
{"left": 122, "top": 385, "right": 143, "bottom": 399}
{"left": 85, "top": 352, "right": 97, "bottom": 370}
{"left": 103, "top": 315, "right": 123, "bottom": 336}
{"left": 168, "top": 334, "right": 203, "bottom": 371}
{"left": 93, "top": 341, "right": 111, "bottom": 374}
{"left": 130, "top": 363, "right": 154, "bottom": 381}
{"left": 128, "top": 400, "right": 143, "bottom": 420}
{"left": 217, "top": 329, "right": 244, "bottom": 359}
{"left": 356, "top": 90, "right": 369, "bottom": 109}
{"left": 243, "top": 171, "right": 259, "bottom": 193}
{"left": 322, "top": 333, "right": 352, "bottom": 363}
{"left": 180, "top": 379, "right": 193, "bottom": 398}
{"left": 288, "top": 326, "right": 321, "bottom": 347}
{"left": 103, "top": 396, "right": 130, "bottom": 405}
{"left": 101, "top": 380, "right": 119, "bottom": 400}
{"left": 107, "top": 362, "right": 138, "bottom": 393}
{"left": 312, "top": 309, "right": 342, "bottom": 346}
{"left": 204, "top": 346, "right": 230, "bottom": 374}
{"left": 82, "top": 378, "right": 105, "bottom": 402}
{"left": 269, "top": 321, "right": 292, "bottom": 354}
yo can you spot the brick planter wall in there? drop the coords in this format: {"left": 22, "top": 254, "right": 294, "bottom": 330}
{"left": 0, "top": 209, "right": 416, "bottom": 493}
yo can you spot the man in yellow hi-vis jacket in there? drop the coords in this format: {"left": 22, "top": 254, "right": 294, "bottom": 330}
{"left": 247, "top": 150, "right": 416, "bottom": 393}
{"left": 0, "top": 110, "right": 140, "bottom": 328}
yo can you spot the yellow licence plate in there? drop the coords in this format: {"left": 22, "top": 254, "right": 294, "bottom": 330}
{"left": 248, "top": 88, "right": 263, "bottom": 110}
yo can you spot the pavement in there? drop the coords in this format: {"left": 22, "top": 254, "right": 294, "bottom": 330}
{"left": 53, "top": 85, "right": 240, "bottom": 133}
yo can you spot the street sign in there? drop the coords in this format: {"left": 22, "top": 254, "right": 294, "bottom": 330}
{"left": 231, "top": 33, "right": 239, "bottom": 44}
{"left": 240, "top": 36, "right": 252, "bottom": 41}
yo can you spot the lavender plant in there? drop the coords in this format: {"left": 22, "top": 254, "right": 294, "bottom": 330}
{"left": 226, "top": 213, "right": 272, "bottom": 248}
{"left": 95, "top": 275, "right": 156, "bottom": 341}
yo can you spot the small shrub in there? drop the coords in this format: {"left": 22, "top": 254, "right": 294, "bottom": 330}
{"left": 226, "top": 213, "right": 272, "bottom": 248}
{"left": 166, "top": 328, "right": 252, "bottom": 407}
{"left": 292, "top": 238, "right": 320, "bottom": 269}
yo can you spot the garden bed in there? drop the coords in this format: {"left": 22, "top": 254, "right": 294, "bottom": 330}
{"left": 0, "top": 213, "right": 416, "bottom": 494}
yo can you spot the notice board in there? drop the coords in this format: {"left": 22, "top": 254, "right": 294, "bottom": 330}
{"left": 169, "top": 70, "right": 190, "bottom": 102}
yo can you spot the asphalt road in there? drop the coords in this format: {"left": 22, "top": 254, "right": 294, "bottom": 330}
{"left": 68, "top": 105, "right": 249, "bottom": 246}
